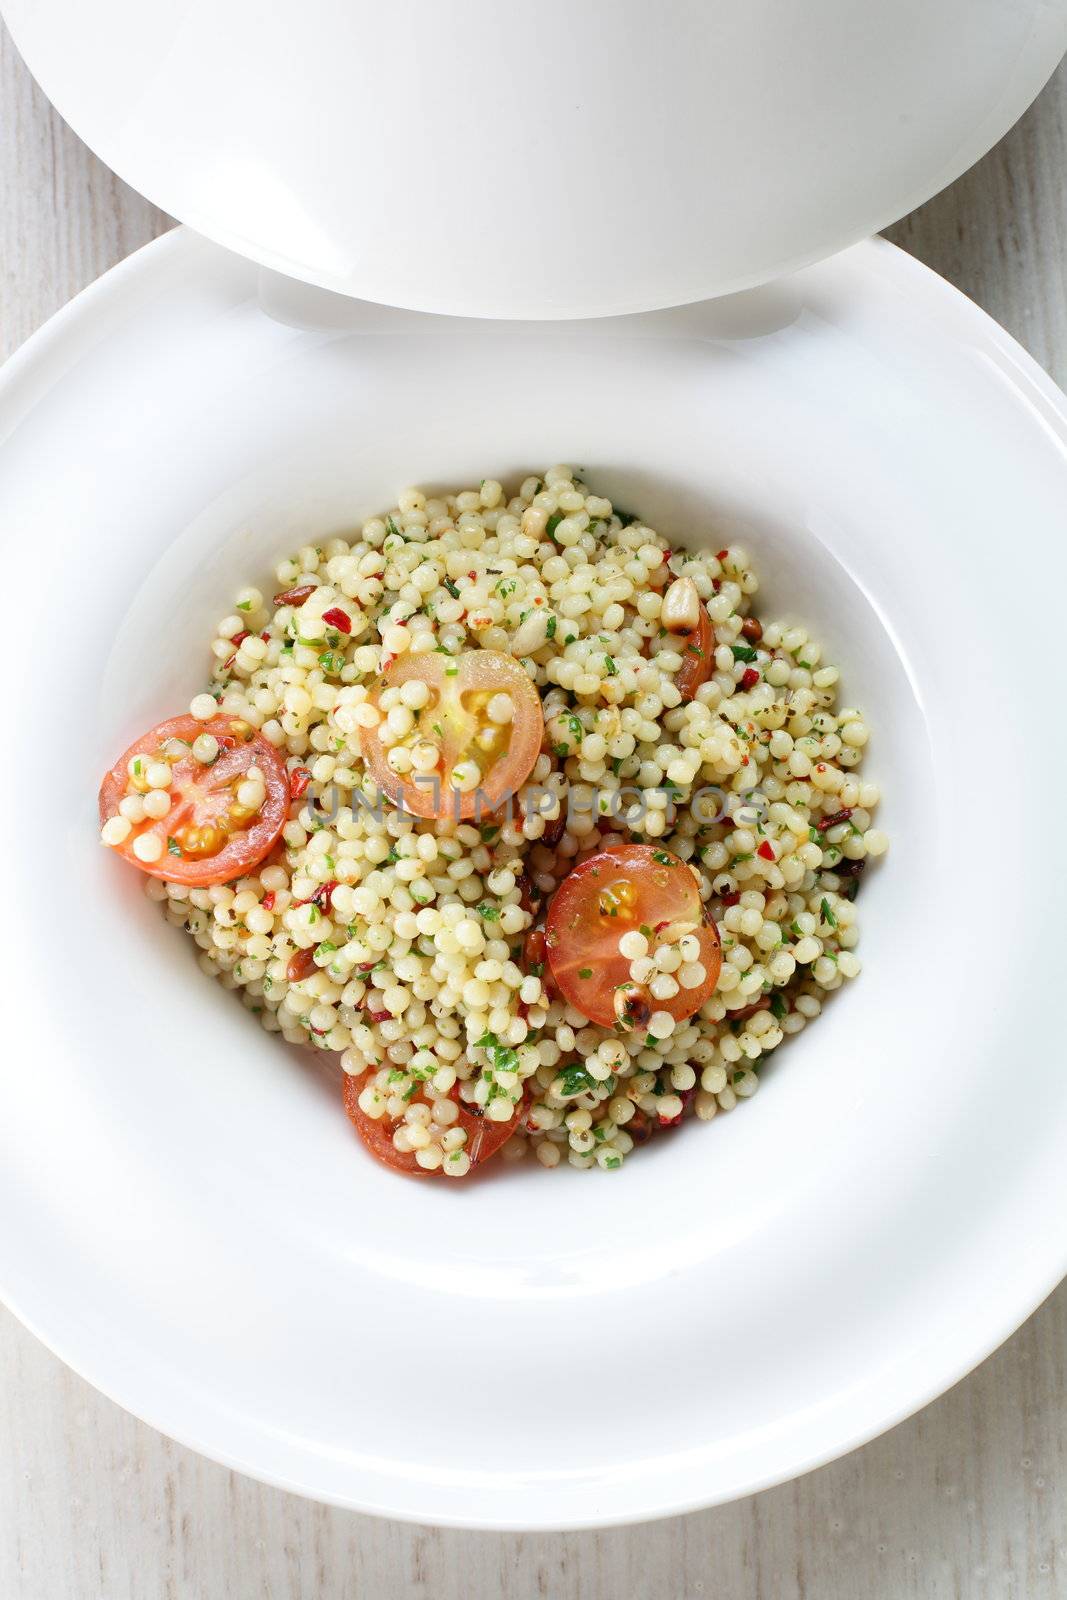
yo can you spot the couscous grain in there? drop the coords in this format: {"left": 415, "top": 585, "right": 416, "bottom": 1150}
{"left": 99, "top": 468, "right": 885, "bottom": 1176}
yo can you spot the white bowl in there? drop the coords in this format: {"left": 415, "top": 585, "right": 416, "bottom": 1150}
{"left": 3, "top": 0, "right": 1066, "bottom": 317}
{"left": 1, "top": 229, "right": 1066, "bottom": 1528}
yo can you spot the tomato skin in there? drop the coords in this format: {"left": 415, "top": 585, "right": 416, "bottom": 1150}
{"left": 674, "top": 604, "right": 715, "bottom": 701}
{"left": 342, "top": 1069, "right": 519, "bottom": 1176}
{"left": 545, "top": 843, "right": 722, "bottom": 1028}
{"left": 359, "top": 649, "right": 544, "bottom": 821}
{"left": 98, "top": 714, "right": 289, "bottom": 887}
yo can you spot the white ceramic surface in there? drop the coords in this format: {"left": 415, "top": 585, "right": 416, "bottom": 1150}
{"left": 1, "top": 228, "right": 1066, "bottom": 1529}
{"left": 4, "top": 0, "right": 1067, "bottom": 319}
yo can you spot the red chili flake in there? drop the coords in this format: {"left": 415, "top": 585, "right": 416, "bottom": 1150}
{"left": 367, "top": 1009, "right": 391, "bottom": 1024}
{"left": 515, "top": 868, "right": 541, "bottom": 916}
{"left": 817, "top": 807, "right": 854, "bottom": 833}
{"left": 541, "top": 812, "right": 566, "bottom": 849}
{"left": 322, "top": 607, "right": 352, "bottom": 634}
{"left": 273, "top": 583, "right": 317, "bottom": 607}
{"left": 719, "top": 891, "right": 741, "bottom": 907}
{"left": 289, "top": 766, "right": 312, "bottom": 799}
{"left": 260, "top": 891, "right": 276, "bottom": 912}
{"left": 286, "top": 948, "right": 317, "bottom": 984}
{"left": 260, "top": 630, "right": 271, "bottom": 643}
{"left": 660, "top": 550, "right": 670, "bottom": 564}
{"left": 296, "top": 879, "right": 337, "bottom": 912}
{"left": 716, "top": 548, "right": 729, "bottom": 561}
{"left": 658, "top": 1084, "right": 697, "bottom": 1126}
{"left": 220, "top": 630, "right": 252, "bottom": 672}
{"left": 739, "top": 667, "right": 760, "bottom": 691}
{"left": 467, "top": 570, "right": 477, "bottom": 580}
{"left": 756, "top": 840, "right": 776, "bottom": 862}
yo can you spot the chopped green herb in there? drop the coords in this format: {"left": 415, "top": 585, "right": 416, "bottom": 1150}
{"left": 545, "top": 512, "right": 564, "bottom": 541}
{"left": 651, "top": 850, "right": 673, "bottom": 866}
{"left": 444, "top": 577, "right": 461, "bottom": 599}
{"left": 731, "top": 643, "right": 759, "bottom": 663}
{"left": 166, "top": 836, "right": 182, "bottom": 856}
{"left": 477, "top": 904, "right": 501, "bottom": 921}
{"left": 604, "top": 655, "right": 618, "bottom": 676}
{"left": 820, "top": 897, "right": 838, "bottom": 928}
{"left": 545, "top": 614, "right": 557, "bottom": 640}
{"left": 474, "top": 1031, "right": 520, "bottom": 1074}
{"left": 770, "top": 994, "right": 787, "bottom": 1020}
{"left": 578, "top": 968, "right": 593, "bottom": 980}
{"left": 557, "top": 1062, "right": 597, "bottom": 1096}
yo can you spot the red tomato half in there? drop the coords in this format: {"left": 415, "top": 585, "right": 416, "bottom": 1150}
{"left": 342, "top": 1070, "right": 519, "bottom": 1176}
{"left": 99, "top": 714, "right": 289, "bottom": 886}
{"left": 545, "top": 843, "right": 722, "bottom": 1028}
{"left": 359, "top": 649, "right": 543, "bottom": 820}
{"left": 674, "top": 604, "right": 715, "bottom": 701}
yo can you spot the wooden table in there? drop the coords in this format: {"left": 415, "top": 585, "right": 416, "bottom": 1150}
{"left": 2, "top": 23, "right": 1065, "bottom": 1598}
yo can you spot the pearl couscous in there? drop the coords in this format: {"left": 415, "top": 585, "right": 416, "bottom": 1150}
{"left": 100, "top": 467, "right": 886, "bottom": 1176}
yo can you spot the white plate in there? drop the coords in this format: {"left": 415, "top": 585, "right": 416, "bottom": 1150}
{"left": 3, "top": 0, "right": 1066, "bottom": 318}
{"left": 1, "top": 228, "right": 1066, "bottom": 1529}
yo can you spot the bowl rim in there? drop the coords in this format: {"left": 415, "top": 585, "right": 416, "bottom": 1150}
{"left": 1, "top": 225, "right": 1066, "bottom": 1529}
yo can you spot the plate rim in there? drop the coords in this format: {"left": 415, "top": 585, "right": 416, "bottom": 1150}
{"left": 1, "top": 225, "right": 1066, "bottom": 1529}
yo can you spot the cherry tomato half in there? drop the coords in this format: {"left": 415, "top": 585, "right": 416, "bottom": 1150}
{"left": 342, "top": 1069, "right": 519, "bottom": 1175}
{"left": 544, "top": 842, "right": 722, "bottom": 1028}
{"left": 359, "top": 649, "right": 544, "bottom": 820}
{"left": 674, "top": 603, "right": 715, "bottom": 701}
{"left": 99, "top": 714, "right": 289, "bottom": 886}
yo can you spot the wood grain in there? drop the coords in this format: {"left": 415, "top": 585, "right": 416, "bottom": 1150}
{"left": 2, "top": 21, "right": 1066, "bottom": 1598}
